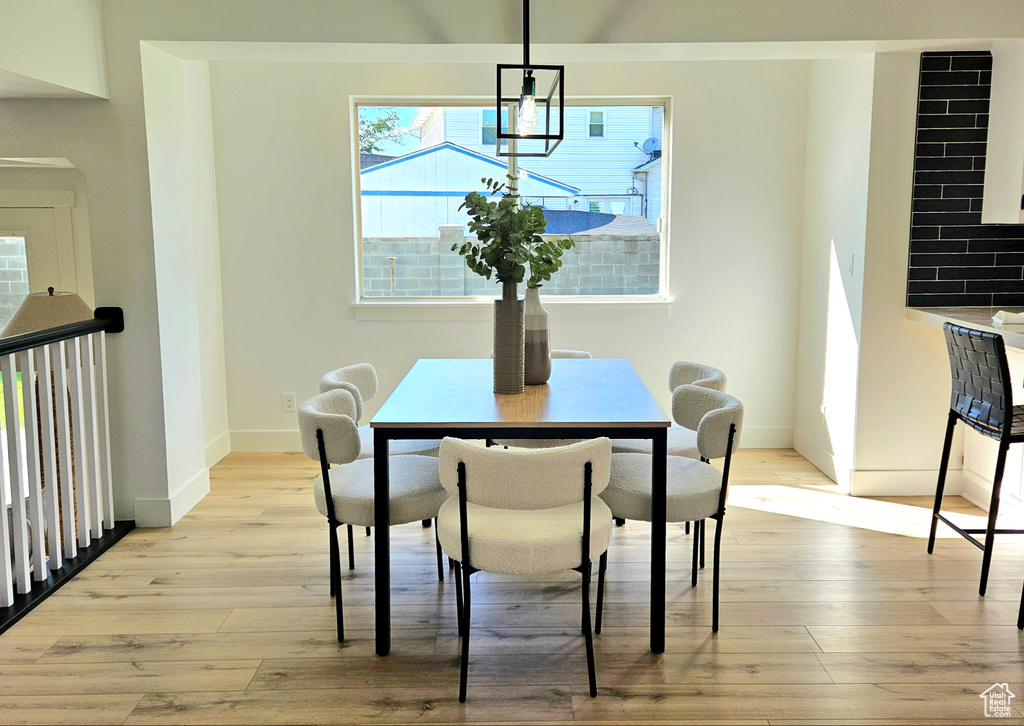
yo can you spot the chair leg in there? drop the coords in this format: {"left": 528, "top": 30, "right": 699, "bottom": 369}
{"left": 712, "top": 513, "right": 724, "bottom": 633}
{"left": 699, "top": 520, "right": 706, "bottom": 570}
{"left": 434, "top": 518, "right": 444, "bottom": 582}
{"left": 685, "top": 521, "right": 690, "bottom": 536}
{"left": 328, "top": 525, "right": 338, "bottom": 598}
{"left": 928, "top": 412, "right": 958, "bottom": 555}
{"left": 454, "top": 561, "right": 465, "bottom": 636}
{"left": 691, "top": 521, "right": 699, "bottom": 586}
{"left": 448, "top": 556, "right": 455, "bottom": 570}
{"left": 365, "top": 527, "right": 371, "bottom": 537}
{"left": 346, "top": 524, "right": 355, "bottom": 571}
{"left": 614, "top": 517, "right": 625, "bottom": 527}
{"left": 1018, "top": 578, "right": 1024, "bottom": 630}
{"left": 596, "top": 551, "right": 607, "bottom": 635}
{"left": 980, "top": 441, "right": 1010, "bottom": 597}
{"left": 459, "top": 564, "right": 472, "bottom": 703}
{"left": 422, "top": 519, "right": 432, "bottom": 528}
{"left": 581, "top": 557, "right": 597, "bottom": 698}
{"left": 329, "top": 526, "right": 344, "bottom": 642}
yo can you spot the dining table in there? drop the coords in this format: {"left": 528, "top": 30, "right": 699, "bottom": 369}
{"left": 369, "top": 357, "right": 671, "bottom": 656}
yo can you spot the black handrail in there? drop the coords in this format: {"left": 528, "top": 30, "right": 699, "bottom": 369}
{"left": 0, "top": 307, "right": 124, "bottom": 358}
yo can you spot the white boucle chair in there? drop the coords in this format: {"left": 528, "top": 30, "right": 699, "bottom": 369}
{"left": 601, "top": 385, "right": 742, "bottom": 633}
{"left": 437, "top": 437, "right": 612, "bottom": 702}
{"left": 298, "top": 389, "right": 449, "bottom": 642}
{"left": 490, "top": 350, "right": 593, "bottom": 450}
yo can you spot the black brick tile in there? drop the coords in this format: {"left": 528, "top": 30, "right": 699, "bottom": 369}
{"left": 909, "top": 239, "right": 968, "bottom": 253}
{"left": 920, "top": 85, "right": 991, "bottom": 100}
{"left": 977, "top": 114, "right": 989, "bottom": 128}
{"left": 942, "top": 184, "right": 984, "bottom": 198}
{"left": 917, "top": 114, "right": 978, "bottom": 128}
{"left": 914, "top": 185, "right": 943, "bottom": 198}
{"left": 915, "top": 143, "right": 945, "bottom": 157}
{"left": 914, "top": 156, "right": 974, "bottom": 171}
{"left": 938, "top": 51, "right": 991, "bottom": 57}
{"left": 915, "top": 170, "right": 985, "bottom": 185}
{"left": 918, "top": 128, "right": 988, "bottom": 143}
{"left": 908, "top": 293, "right": 993, "bottom": 307}
{"left": 910, "top": 252, "right": 993, "bottom": 267}
{"left": 918, "top": 100, "right": 949, "bottom": 114}
{"left": 909, "top": 267, "right": 938, "bottom": 280}
{"left": 967, "top": 280, "right": 1024, "bottom": 293}
{"left": 920, "top": 71, "right": 981, "bottom": 85}
{"left": 944, "top": 142, "right": 988, "bottom": 156}
{"left": 980, "top": 71, "right": 992, "bottom": 85}
{"left": 913, "top": 198, "right": 970, "bottom": 213}
{"left": 912, "top": 211, "right": 983, "bottom": 226}
{"left": 974, "top": 157, "right": 986, "bottom": 171}
{"left": 937, "top": 266, "right": 1022, "bottom": 280}
{"left": 994, "top": 293, "right": 1024, "bottom": 305}
{"left": 996, "top": 252, "right": 1024, "bottom": 266}
{"left": 941, "top": 225, "right": 1024, "bottom": 239}
{"left": 908, "top": 280, "right": 966, "bottom": 294}
{"left": 951, "top": 55, "right": 993, "bottom": 71}
{"left": 971, "top": 198, "right": 984, "bottom": 212}
{"left": 911, "top": 226, "right": 941, "bottom": 240}
{"left": 921, "top": 56, "right": 952, "bottom": 71}
{"left": 969, "top": 239, "right": 1024, "bottom": 253}
{"left": 949, "top": 99, "right": 990, "bottom": 113}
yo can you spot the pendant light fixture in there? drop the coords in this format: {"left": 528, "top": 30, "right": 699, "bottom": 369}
{"left": 496, "top": 0, "right": 564, "bottom": 157}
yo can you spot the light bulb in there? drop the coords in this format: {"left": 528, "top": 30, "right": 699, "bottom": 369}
{"left": 518, "top": 95, "right": 537, "bottom": 136}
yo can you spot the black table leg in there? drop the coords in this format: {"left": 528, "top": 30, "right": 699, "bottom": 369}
{"left": 650, "top": 428, "right": 667, "bottom": 653}
{"left": 373, "top": 429, "right": 391, "bottom": 656}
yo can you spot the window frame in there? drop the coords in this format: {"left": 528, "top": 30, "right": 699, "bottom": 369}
{"left": 353, "top": 98, "right": 670, "bottom": 307}
{"left": 587, "top": 108, "right": 606, "bottom": 138}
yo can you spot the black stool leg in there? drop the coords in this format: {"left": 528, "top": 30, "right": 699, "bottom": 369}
{"left": 365, "top": 527, "right": 371, "bottom": 537}
{"left": 448, "top": 556, "right": 455, "bottom": 570}
{"left": 691, "top": 521, "right": 699, "bottom": 586}
{"left": 581, "top": 557, "right": 597, "bottom": 698}
{"left": 1017, "top": 579, "right": 1024, "bottom": 630}
{"left": 596, "top": 551, "right": 607, "bottom": 635}
{"left": 329, "top": 525, "right": 344, "bottom": 641}
{"left": 454, "top": 561, "right": 464, "bottom": 636}
{"left": 434, "top": 518, "right": 444, "bottom": 582}
{"left": 614, "top": 517, "right": 625, "bottom": 527}
{"left": 422, "top": 519, "right": 431, "bottom": 527}
{"left": 699, "top": 520, "right": 706, "bottom": 569}
{"left": 346, "top": 524, "right": 355, "bottom": 570}
{"left": 928, "top": 411, "right": 958, "bottom": 554}
{"left": 685, "top": 521, "right": 690, "bottom": 536}
{"left": 712, "top": 512, "right": 724, "bottom": 633}
{"left": 979, "top": 440, "right": 1010, "bottom": 596}
{"left": 458, "top": 564, "right": 472, "bottom": 703}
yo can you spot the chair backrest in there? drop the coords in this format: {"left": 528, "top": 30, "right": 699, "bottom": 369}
{"left": 439, "top": 437, "right": 611, "bottom": 510}
{"left": 319, "top": 363, "right": 378, "bottom": 419}
{"left": 297, "top": 389, "right": 361, "bottom": 465}
{"left": 943, "top": 322, "right": 1013, "bottom": 436}
{"left": 668, "top": 361, "right": 726, "bottom": 393}
{"left": 552, "top": 350, "right": 592, "bottom": 359}
{"left": 672, "top": 385, "right": 743, "bottom": 459}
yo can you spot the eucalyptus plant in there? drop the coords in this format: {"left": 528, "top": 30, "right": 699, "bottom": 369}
{"left": 456, "top": 177, "right": 575, "bottom": 296}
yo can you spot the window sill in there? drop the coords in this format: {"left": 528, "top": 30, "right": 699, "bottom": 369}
{"left": 353, "top": 296, "right": 673, "bottom": 322}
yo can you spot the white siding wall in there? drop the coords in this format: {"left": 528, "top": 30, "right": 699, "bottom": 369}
{"left": 417, "top": 108, "right": 445, "bottom": 147}
{"left": 647, "top": 163, "right": 662, "bottom": 225}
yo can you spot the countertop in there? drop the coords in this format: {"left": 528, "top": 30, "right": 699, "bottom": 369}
{"left": 906, "top": 306, "right": 1024, "bottom": 350}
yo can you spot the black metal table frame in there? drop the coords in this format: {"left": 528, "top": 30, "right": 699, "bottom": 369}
{"left": 373, "top": 425, "right": 668, "bottom": 656}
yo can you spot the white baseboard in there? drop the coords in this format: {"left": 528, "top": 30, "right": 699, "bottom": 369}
{"left": 792, "top": 429, "right": 838, "bottom": 483}
{"left": 959, "top": 468, "right": 1024, "bottom": 514}
{"left": 740, "top": 426, "right": 793, "bottom": 449}
{"left": 848, "top": 467, "right": 960, "bottom": 497}
{"left": 134, "top": 468, "right": 211, "bottom": 527}
{"left": 231, "top": 429, "right": 302, "bottom": 452}
{"left": 205, "top": 431, "right": 231, "bottom": 468}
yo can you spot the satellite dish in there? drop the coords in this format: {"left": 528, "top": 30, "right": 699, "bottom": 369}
{"left": 641, "top": 137, "right": 659, "bottom": 155}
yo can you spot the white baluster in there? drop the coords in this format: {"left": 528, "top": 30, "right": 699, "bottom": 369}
{"left": 2, "top": 354, "right": 31, "bottom": 593}
{"left": 50, "top": 342, "right": 76, "bottom": 560}
{"left": 36, "top": 346, "right": 62, "bottom": 570}
{"left": 65, "top": 337, "right": 90, "bottom": 549}
{"left": 81, "top": 335, "right": 102, "bottom": 539}
{"left": 95, "top": 332, "right": 114, "bottom": 529}
{"left": 17, "top": 349, "right": 47, "bottom": 581}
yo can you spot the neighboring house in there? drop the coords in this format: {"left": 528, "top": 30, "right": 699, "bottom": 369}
{"left": 359, "top": 141, "right": 580, "bottom": 237}
{"left": 409, "top": 105, "right": 664, "bottom": 225}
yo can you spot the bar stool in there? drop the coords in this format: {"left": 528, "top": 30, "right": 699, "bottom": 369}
{"left": 928, "top": 322, "right": 1024, "bottom": 597}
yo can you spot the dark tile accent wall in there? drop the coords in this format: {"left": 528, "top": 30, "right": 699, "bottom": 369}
{"left": 906, "top": 51, "right": 1024, "bottom": 308}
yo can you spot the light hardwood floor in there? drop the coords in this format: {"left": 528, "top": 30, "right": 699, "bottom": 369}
{"left": 2, "top": 450, "right": 1023, "bottom": 725}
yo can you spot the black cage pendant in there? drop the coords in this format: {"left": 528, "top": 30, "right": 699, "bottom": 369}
{"left": 496, "top": 0, "right": 563, "bottom": 158}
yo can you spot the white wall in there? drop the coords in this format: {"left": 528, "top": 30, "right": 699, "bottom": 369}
{"left": 209, "top": 59, "right": 809, "bottom": 451}
{"left": 793, "top": 57, "right": 874, "bottom": 489}
{"left": 0, "top": 0, "right": 107, "bottom": 98}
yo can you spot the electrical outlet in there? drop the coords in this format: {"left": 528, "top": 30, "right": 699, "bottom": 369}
{"left": 282, "top": 392, "right": 296, "bottom": 412}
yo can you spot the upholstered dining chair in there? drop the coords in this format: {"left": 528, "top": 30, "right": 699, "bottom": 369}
{"left": 490, "top": 350, "right": 592, "bottom": 450}
{"left": 601, "top": 385, "right": 742, "bottom": 632}
{"left": 437, "top": 437, "right": 612, "bottom": 702}
{"left": 298, "top": 389, "right": 448, "bottom": 641}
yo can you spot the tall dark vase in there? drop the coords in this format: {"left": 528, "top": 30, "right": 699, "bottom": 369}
{"left": 493, "top": 281, "right": 525, "bottom": 394}
{"left": 524, "top": 287, "right": 551, "bottom": 385}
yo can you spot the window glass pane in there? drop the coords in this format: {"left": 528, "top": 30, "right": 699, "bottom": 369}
{"left": 357, "top": 104, "right": 664, "bottom": 297}
{"left": 0, "top": 236, "right": 29, "bottom": 332}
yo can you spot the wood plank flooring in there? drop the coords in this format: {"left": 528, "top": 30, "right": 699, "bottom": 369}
{"left": 2, "top": 449, "right": 1023, "bottom": 724}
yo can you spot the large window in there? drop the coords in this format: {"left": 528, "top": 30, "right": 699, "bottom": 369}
{"left": 356, "top": 102, "right": 666, "bottom": 299}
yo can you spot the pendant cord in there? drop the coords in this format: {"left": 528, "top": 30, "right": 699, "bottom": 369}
{"left": 523, "top": 0, "right": 530, "bottom": 67}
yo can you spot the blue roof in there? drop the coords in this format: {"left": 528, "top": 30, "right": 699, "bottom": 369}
{"left": 540, "top": 209, "right": 616, "bottom": 235}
